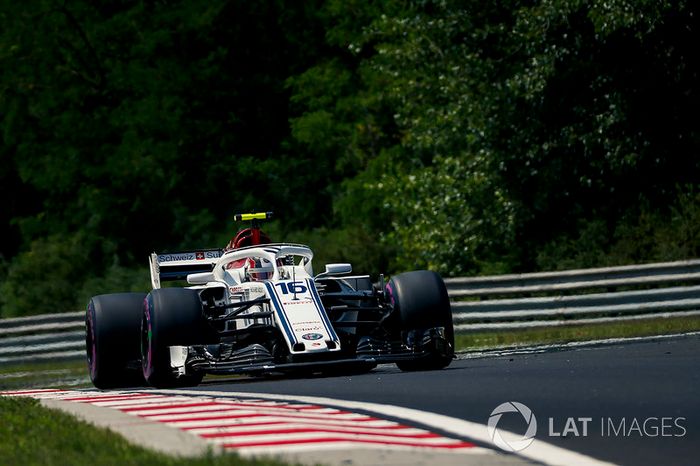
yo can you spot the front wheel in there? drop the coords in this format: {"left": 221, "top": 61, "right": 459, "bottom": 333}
{"left": 386, "top": 270, "right": 454, "bottom": 371}
{"left": 141, "top": 288, "right": 209, "bottom": 388}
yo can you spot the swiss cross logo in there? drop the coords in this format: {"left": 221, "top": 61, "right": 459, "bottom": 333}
{"left": 195, "top": 252, "right": 205, "bottom": 260}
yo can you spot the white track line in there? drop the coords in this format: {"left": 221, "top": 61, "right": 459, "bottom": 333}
{"left": 234, "top": 441, "right": 490, "bottom": 455}
{"left": 145, "top": 408, "right": 370, "bottom": 422}
{"left": 0, "top": 388, "right": 65, "bottom": 396}
{"left": 206, "top": 431, "right": 461, "bottom": 446}
{"left": 187, "top": 423, "right": 428, "bottom": 436}
{"left": 86, "top": 396, "right": 196, "bottom": 407}
{"left": 173, "top": 415, "right": 397, "bottom": 429}
{"left": 124, "top": 403, "right": 339, "bottom": 416}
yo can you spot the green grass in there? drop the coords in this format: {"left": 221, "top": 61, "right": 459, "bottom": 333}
{"left": 0, "top": 396, "right": 289, "bottom": 466}
{"left": 0, "top": 359, "right": 90, "bottom": 391}
{"left": 455, "top": 315, "right": 700, "bottom": 351}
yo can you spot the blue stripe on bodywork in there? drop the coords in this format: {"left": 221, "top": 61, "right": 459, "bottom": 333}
{"left": 306, "top": 278, "right": 339, "bottom": 341}
{"left": 264, "top": 282, "right": 297, "bottom": 345}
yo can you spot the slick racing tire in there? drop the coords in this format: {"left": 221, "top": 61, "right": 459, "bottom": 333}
{"left": 386, "top": 270, "right": 455, "bottom": 371}
{"left": 86, "top": 293, "right": 147, "bottom": 389}
{"left": 141, "top": 288, "right": 208, "bottom": 388}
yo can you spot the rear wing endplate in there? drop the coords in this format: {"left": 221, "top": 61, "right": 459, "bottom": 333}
{"left": 149, "top": 249, "right": 223, "bottom": 289}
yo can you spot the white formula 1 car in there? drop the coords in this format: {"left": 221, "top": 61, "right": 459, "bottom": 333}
{"left": 86, "top": 212, "right": 454, "bottom": 388}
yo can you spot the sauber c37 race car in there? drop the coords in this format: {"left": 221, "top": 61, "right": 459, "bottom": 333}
{"left": 86, "top": 212, "right": 454, "bottom": 388}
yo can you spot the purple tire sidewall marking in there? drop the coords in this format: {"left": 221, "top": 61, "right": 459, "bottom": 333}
{"left": 385, "top": 283, "right": 396, "bottom": 308}
{"left": 86, "top": 301, "right": 97, "bottom": 379}
{"left": 142, "top": 296, "right": 154, "bottom": 379}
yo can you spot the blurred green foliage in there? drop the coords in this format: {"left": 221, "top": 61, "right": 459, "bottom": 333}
{"left": 1, "top": 0, "right": 698, "bottom": 316}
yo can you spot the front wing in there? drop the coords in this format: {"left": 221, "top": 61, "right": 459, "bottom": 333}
{"left": 167, "top": 326, "right": 450, "bottom": 378}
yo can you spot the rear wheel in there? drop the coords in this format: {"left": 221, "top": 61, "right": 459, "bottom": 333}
{"left": 141, "top": 288, "right": 208, "bottom": 388}
{"left": 86, "top": 293, "right": 146, "bottom": 389}
{"left": 386, "top": 270, "right": 454, "bottom": 371}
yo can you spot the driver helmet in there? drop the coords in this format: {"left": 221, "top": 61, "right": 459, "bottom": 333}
{"left": 225, "top": 228, "right": 272, "bottom": 250}
{"left": 246, "top": 257, "right": 274, "bottom": 281}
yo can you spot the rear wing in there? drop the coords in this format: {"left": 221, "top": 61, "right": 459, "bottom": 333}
{"left": 149, "top": 249, "right": 223, "bottom": 289}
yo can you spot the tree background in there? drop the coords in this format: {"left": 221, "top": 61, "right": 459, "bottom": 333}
{"left": 1, "top": 0, "right": 698, "bottom": 316}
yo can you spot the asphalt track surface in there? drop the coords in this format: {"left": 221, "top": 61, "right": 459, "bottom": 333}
{"left": 190, "top": 334, "right": 700, "bottom": 466}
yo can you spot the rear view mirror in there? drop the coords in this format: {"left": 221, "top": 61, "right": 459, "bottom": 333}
{"left": 187, "top": 272, "right": 215, "bottom": 284}
{"left": 316, "top": 263, "right": 352, "bottom": 279}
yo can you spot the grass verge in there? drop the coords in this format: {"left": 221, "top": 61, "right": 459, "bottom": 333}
{"left": 0, "top": 359, "right": 90, "bottom": 391}
{"left": 455, "top": 314, "right": 700, "bottom": 351}
{"left": 0, "top": 396, "right": 287, "bottom": 466}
